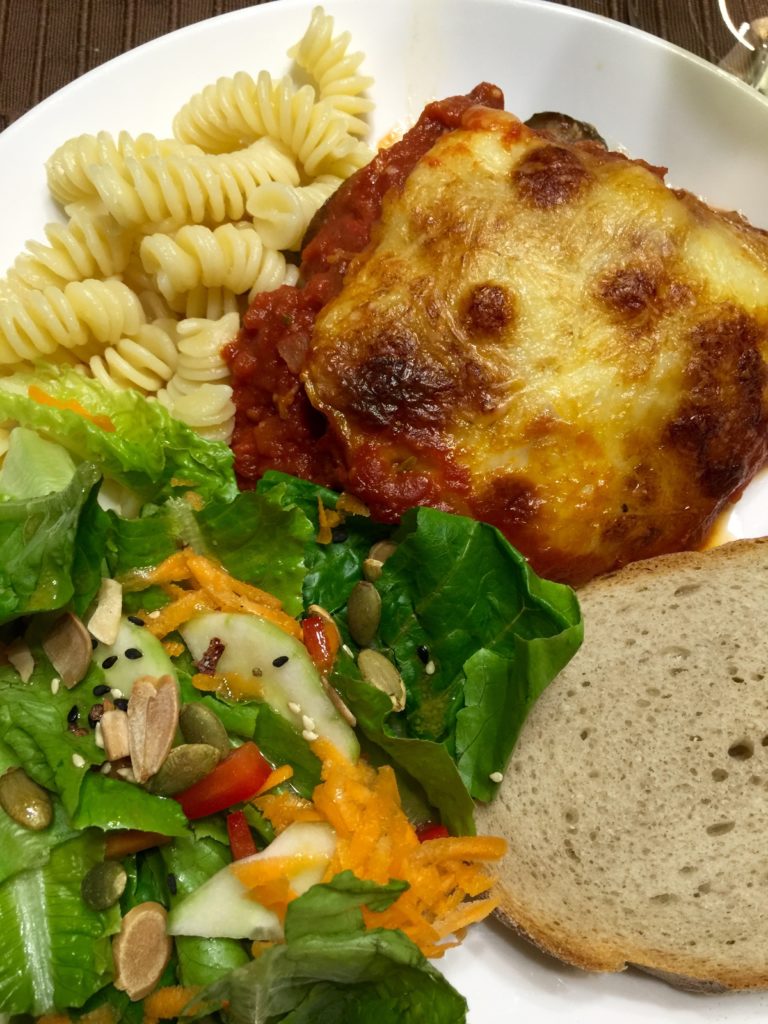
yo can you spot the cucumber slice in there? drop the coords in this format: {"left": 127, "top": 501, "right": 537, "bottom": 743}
{"left": 92, "top": 617, "right": 176, "bottom": 696}
{"left": 167, "top": 821, "right": 336, "bottom": 940}
{"left": 180, "top": 612, "right": 359, "bottom": 761}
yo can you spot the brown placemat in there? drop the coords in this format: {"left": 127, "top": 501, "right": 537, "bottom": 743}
{"left": 0, "top": 0, "right": 737, "bottom": 129}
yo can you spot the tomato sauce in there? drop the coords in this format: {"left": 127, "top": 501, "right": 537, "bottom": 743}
{"left": 226, "top": 83, "right": 505, "bottom": 490}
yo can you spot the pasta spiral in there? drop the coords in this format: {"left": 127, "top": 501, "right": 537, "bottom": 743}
{"left": 89, "top": 137, "right": 299, "bottom": 230}
{"left": 287, "top": 5, "right": 374, "bottom": 134}
{"left": 45, "top": 131, "right": 204, "bottom": 205}
{"left": 171, "top": 285, "right": 242, "bottom": 320}
{"left": 246, "top": 174, "right": 341, "bottom": 250}
{"left": 140, "top": 222, "right": 295, "bottom": 299}
{"left": 156, "top": 313, "right": 239, "bottom": 441}
{"left": 5, "top": 203, "right": 134, "bottom": 291}
{"left": 0, "top": 279, "right": 145, "bottom": 366}
{"left": 172, "top": 71, "right": 371, "bottom": 178}
{"left": 87, "top": 319, "right": 179, "bottom": 394}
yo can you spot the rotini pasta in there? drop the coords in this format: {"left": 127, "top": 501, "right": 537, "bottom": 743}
{"left": 246, "top": 174, "right": 341, "bottom": 250}
{"left": 139, "top": 222, "right": 294, "bottom": 299}
{"left": 0, "top": 5, "right": 374, "bottom": 446}
{"left": 87, "top": 319, "right": 179, "bottom": 394}
{"left": 287, "top": 6, "right": 374, "bottom": 135}
{"left": 45, "top": 131, "right": 205, "bottom": 205}
{"left": 170, "top": 285, "right": 242, "bottom": 320}
{"left": 89, "top": 137, "right": 299, "bottom": 230}
{"left": 172, "top": 71, "right": 372, "bottom": 178}
{"left": 155, "top": 313, "right": 239, "bottom": 441}
{"left": 5, "top": 203, "right": 134, "bottom": 292}
{"left": 0, "top": 279, "right": 145, "bottom": 366}
{"left": 157, "top": 381, "right": 236, "bottom": 442}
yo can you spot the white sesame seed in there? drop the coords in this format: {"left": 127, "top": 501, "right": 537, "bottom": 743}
{"left": 110, "top": 688, "right": 124, "bottom": 699}
{"left": 100, "top": 761, "right": 112, "bottom": 775}
{"left": 489, "top": 771, "right": 504, "bottom": 784}
{"left": 287, "top": 701, "right": 302, "bottom": 715}
{"left": 302, "top": 729, "right": 319, "bottom": 742}
{"left": 71, "top": 753, "right": 86, "bottom": 768}
{"left": 302, "top": 714, "right": 316, "bottom": 733}
{"left": 148, "top": 610, "right": 161, "bottom": 619}
{"left": 425, "top": 660, "right": 436, "bottom": 675}
{"left": 94, "top": 722, "right": 105, "bottom": 749}
{"left": 50, "top": 677, "right": 60, "bottom": 695}
{"left": 116, "top": 766, "right": 136, "bottom": 782}
{"left": 342, "top": 644, "right": 354, "bottom": 659}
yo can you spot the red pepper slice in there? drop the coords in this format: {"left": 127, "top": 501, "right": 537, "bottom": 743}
{"left": 226, "top": 809, "right": 258, "bottom": 860}
{"left": 302, "top": 613, "right": 341, "bottom": 674}
{"left": 175, "top": 741, "right": 272, "bottom": 821}
{"left": 416, "top": 822, "right": 451, "bottom": 842}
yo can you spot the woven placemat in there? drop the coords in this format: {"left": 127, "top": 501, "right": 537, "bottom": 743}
{"left": 0, "top": 0, "right": 735, "bottom": 129}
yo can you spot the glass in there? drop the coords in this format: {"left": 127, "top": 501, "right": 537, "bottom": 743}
{"left": 627, "top": 0, "right": 768, "bottom": 94}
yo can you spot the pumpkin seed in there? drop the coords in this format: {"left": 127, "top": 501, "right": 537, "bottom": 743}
{"left": 146, "top": 743, "right": 220, "bottom": 796}
{"left": 347, "top": 581, "right": 381, "bottom": 647}
{"left": 368, "top": 540, "right": 398, "bottom": 563}
{"left": 81, "top": 860, "right": 128, "bottom": 911}
{"left": 0, "top": 768, "right": 53, "bottom": 831}
{"left": 179, "top": 702, "right": 230, "bottom": 758}
{"left": 357, "top": 649, "right": 406, "bottom": 711}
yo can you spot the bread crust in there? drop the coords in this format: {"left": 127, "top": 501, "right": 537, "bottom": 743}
{"left": 478, "top": 538, "right": 768, "bottom": 991}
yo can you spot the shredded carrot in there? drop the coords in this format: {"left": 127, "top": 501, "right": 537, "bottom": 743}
{"left": 232, "top": 851, "right": 328, "bottom": 916}
{"left": 316, "top": 497, "right": 343, "bottom": 545}
{"left": 250, "top": 939, "right": 276, "bottom": 958}
{"left": 191, "top": 670, "right": 264, "bottom": 702}
{"left": 236, "top": 737, "right": 507, "bottom": 959}
{"left": 28, "top": 384, "right": 115, "bottom": 432}
{"left": 254, "top": 791, "right": 325, "bottom": 832}
{"left": 335, "top": 492, "right": 371, "bottom": 517}
{"left": 255, "top": 763, "right": 294, "bottom": 796}
{"left": 81, "top": 1006, "right": 118, "bottom": 1024}
{"left": 126, "top": 550, "right": 303, "bottom": 642}
{"left": 162, "top": 640, "right": 185, "bottom": 657}
{"left": 142, "top": 986, "right": 201, "bottom": 1022}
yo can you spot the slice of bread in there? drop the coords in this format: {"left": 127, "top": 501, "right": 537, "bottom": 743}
{"left": 475, "top": 537, "right": 768, "bottom": 992}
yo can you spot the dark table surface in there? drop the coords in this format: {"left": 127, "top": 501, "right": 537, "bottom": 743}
{"left": 0, "top": 0, "right": 757, "bottom": 130}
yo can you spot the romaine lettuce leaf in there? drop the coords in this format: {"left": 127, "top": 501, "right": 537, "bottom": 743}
{"left": 0, "top": 831, "right": 119, "bottom": 1015}
{"left": 0, "top": 366, "right": 237, "bottom": 506}
{"left": 0, "top": 797, "right": 78, "bottom": 886}
{"left": 160, "top": 836, "right": 250, "bottom": 987}
{"left": 0, "top": 461, "right": 101, "bottom": 624}
{"left": 195, "top": 872, "right": 467, "bottom": 1024}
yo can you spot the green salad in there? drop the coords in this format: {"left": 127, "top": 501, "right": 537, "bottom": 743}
{"left": 0, "top": 367, "right": 582, "bottom": 1024}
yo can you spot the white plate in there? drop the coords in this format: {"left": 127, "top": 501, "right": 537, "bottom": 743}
{"left": 2, "top": 0, "right": 768, "bottom": 1020}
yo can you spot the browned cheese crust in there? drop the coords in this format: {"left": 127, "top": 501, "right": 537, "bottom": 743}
{"left": 303, "top": 107, "right": 768, "bottom": 584}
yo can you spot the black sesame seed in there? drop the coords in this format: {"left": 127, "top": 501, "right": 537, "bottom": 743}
{"left": 331, "top": 526, "right": 348, "bottom": 543}
{"left": 102, "top": 655, "right": 118, "bottom": 670}
{"left": 127, "top": 615, "right": 145, "bottom": 627}
{"left": 416, "top": 645, "right": 430, "bottom": 664}
{"left": 113, "top": 698, "right": 129, "bottom": 712}
{"left": 91, "top": 636, "right": 99, "bottom": 649}
{"left": 167, "top": 872, "right": 178, "bottom": 895}
{"left": 124, "top": 648, "right": 143, "bottom": 660}
{"left": 272, "top": 655, "right": 289, "bottom": 668}
{"left": 67, "top": 705, "right": 79, "bottom": 725}
{"left": 92, "top": 684, "right": 111, "bottom": 696}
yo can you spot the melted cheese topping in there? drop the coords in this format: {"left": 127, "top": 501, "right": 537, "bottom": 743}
{"left": 304, "top": 108, "right": 768, "bottom": 583}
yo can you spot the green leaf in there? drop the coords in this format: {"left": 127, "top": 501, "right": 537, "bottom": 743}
{"left": 195, "top": 874, "right": 467, "bottom": 1024}
{"left": 72, "top": 773, "right": 190, "bottom": 837}
{"left": 160, "top": 836, "right": 250, "bottom": 987}
{"left": 257, "top": 472, "right": 390, "bottom": 614}
{"left": 0, "top": 661, "right": 103, "bottom": 817}
{"left": 253, "top": 705, "right": 321, "bottom": 799}
{"left": 0, "top": 832, "right": 119, "bottom": 1015}
{"left": 0, "top": 797, "right": 79, "bottom": 886}
{"left": 0, "top": 367, "right": 237, "bottom": 507}
{"left": 0, "top": 427, "right": 77, "bottom": 499}
{"left": 284, "top": 872, "right": 407, "bottom": 941}
{"left": 0, "top": 461, "right": 101, "bottom": 624}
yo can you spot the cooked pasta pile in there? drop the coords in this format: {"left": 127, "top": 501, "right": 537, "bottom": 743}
{"left": 0, "top": 6, "right": 373, "bottom": 443}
